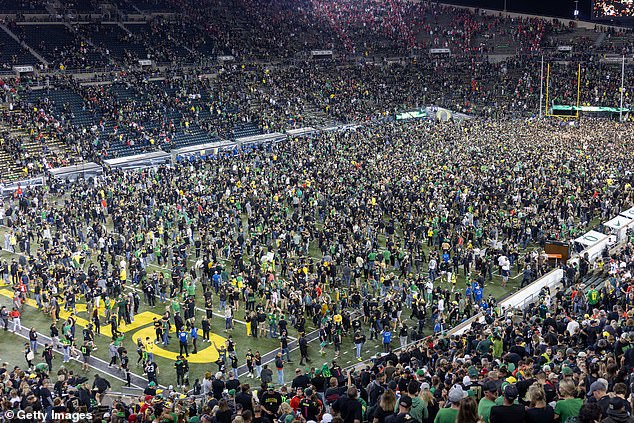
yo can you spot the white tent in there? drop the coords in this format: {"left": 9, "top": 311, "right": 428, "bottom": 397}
{"left": 574, "top": 230, "right": 608, "bottom": 247}
{"left": 620, "top": 206, "right": 634, "bottom": 220}
{"left": 604, "top": 215, "right": 634, "bottom": 242}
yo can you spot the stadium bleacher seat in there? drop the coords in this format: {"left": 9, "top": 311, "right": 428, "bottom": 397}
{"left": 0, "top": 0, "right": 47, "bottom": 12}
{"left": 0, "top": 29, "right": 37, "bottom": 67}
{"left": 87, "top": 23, "right": 148, "bottom": 63}
{"left": 233, "top": 122, "right": 263, "bottom": 139}
{"left": 18, "top": 24, "right": 108, "bottom": 69}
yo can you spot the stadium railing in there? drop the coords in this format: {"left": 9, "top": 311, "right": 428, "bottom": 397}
{"left": 343, "top": 206, "right": 632, "bottom": 372}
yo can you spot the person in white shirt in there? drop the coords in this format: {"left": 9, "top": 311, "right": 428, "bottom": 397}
{"left": 566, "top": 318, "right": 580, "bottom": 336}
{"left": 438, "top": 297, "right": 445, "bottom": 317}
{"left": 428, "top": 258, "right": 437, "bottom": 281}
{"left": 224, "top": 306, "right": 233, "bottom": 332}
{"left": 425, "top": 280, "right": 433, "bottom": 303}
{"left": 500, "top": 255, "right": 511, "bottom": 287}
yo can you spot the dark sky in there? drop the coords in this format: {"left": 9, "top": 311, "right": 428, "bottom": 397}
{"left": 442, "top": 0, "right": 594, "bottom": 21}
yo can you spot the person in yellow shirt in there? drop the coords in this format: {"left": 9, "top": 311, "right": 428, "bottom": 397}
{"left": 120, "top": 267, "right": 127, "bottom": 282}
{"left": 145, "top": 337, "right": 155, "bottom": 362}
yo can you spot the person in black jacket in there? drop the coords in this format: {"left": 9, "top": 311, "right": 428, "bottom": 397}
{"left": 291, "top": 369, "right": 311, "bottom": 390}
{"left": 39, "top": 380, "right": 54, "bottom": 414}
{"left": 77, "top": 383, "right": 92, "bottom": 409}
{"left": 212, "top": 372, "right": 225, "bottom": 399}
{"left": 1, "top": 306, "right": 11, "bottom": 331}
{"left": 175, "top": 355, "right": 189, "bottom": 389}
{"left": 29, "top": 327, "right": 38, "bottom": 353}
{"left": 49, "top": 323, "right": 59, "bottom": 348}
{"left": 42, "top": 344, "right": 54, "bottom": 372}
{"left": 332, "top": 386, "right": 363, "bottom": 423}
{"left": 311, "top": 368, "right": 326, "bottom": 394}
{"left": 275, "top": 353, "right": 285, "bottom": 386}
{"left": 367, "top": 373, "right": 386, "bottom": 408}
{"left": 92, "top": 374, "right": 111, "bottom": 405}
{"left": 261, "top": 364, "right": 273, "bottom": 384}
{"left": 490, "top": 385, "right": 525, "bottom": 423}
{"left": 354, "top": 331, "right": 366, "bottom": 361}
{"left": 299, "top": 332, "right": 309, "bottom": 365}
{"left": 236, "top": 383, "right": 255, "bottom": 413}
{"left": 120, "top": 350, "right": 131, "bottom": 387}
{"left": 589, "top": 380, "right": 611, "bottom": 419}
{"left": 602, "top": 397, "right": 634, "bottom": 423}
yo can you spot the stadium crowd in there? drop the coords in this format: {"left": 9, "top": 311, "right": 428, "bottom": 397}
{"left": 3, "top": 48, "right": 634, "bottom": 179}
{"left": 1, "top": 1, "right": 634, "bottom": 423}
{"left": 2, "top": 0, "right": 634, "bottom": 182}
{"left": 0, "top": 115, "right": 634, "bottom": 422}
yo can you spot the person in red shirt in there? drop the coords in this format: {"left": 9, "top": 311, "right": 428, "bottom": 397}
{"left": 289, "top": 387, "right": 305, "bottom": 412}
{"left": 139, "top": 396, "right": 153, "bottom": 415}
{"left": 9, "top": 307, "right": 21, "bottom": 333}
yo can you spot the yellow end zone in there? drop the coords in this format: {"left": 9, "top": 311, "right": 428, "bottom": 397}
{"left": 131, "top": 325, "right": 225, "bottom": 363}
{"left": 0, "top": 288, "right": 225, "bottom": 364}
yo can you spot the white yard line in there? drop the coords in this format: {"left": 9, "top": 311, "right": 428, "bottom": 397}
{"left": 8, "top": 328, "right": 143, "bottom": 389}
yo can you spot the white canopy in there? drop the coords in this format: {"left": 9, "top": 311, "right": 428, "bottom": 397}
{"left": 604, "top": 215, "right": 634, "bottom": 231}
{"left": 574, "top": 230, "right": 608, "bottom": 247}
{"left": 620, "top": 206, "right": 634, "bottom": 220}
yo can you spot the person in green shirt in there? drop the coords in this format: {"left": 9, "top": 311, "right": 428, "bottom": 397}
{"left": 268, "top": 312, "right": 278, "bottom": 338}
{"left": 478, "top": 381, "right": 498, "bottom": 423}
{"left": 432, "top": 228, "right": 439, "bottom": 247}
{"left": 34, "top": 362, "right": 49, "bottom": 374}
{"left": 395, "top": 381, "right": 429, "bottom": 423}
{"left": 104, "top": 297, "right": 112, "bottom": 322}
{"left": 491, "top": 335, "right": 503, "bottom": 359}
{"left": 171, "top": 299, "right": 181, "bottom": 315}
{"left": 475, "top": 227, "right": 483, "bottom": 247}
{"left": 587, "top": 288, "right": 599, "bottom": 306}
{"left": 114, "top": 333, "right": 125, "bottom": 347}
{"left": 476, "top": 336, "right": 492, "bottom": 356}
{"left": 186, "top": 281, "right": 196, "bottom": 297}
{"left": 554, "top": 380, "right": 583, "bottom": 423}
{"left": 435, "top": 385, "right": 466, "bottom": 423}
{"left": 117, "top": 295, "right": 128, "bottom": 327}
{"left": 181, "top": 277, "right": 189, "bottom": 293}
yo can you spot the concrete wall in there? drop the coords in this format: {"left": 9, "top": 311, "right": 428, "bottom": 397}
{"left": 499, "top": 268, "right": 564, "bottom": 311}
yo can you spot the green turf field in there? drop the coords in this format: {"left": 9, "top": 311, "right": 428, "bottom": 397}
{"left": 0, "top": 211, "right": 523, "bottom": 391}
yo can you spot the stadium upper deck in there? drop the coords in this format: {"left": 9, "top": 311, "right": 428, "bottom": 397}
{"left": 0, "top": 1, "right": 633, "bottom": 181}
